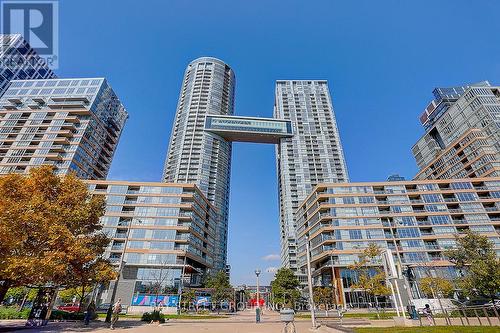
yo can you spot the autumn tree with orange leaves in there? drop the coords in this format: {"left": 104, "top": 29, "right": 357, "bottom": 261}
{"left": 0, "top": 166, "right": 116, "bottom": 304}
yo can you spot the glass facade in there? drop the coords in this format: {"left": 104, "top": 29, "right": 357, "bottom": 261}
{"left": 0, "top": 34, "right": 56, "bottom": 97}
{"left": 0, "top": 78, "right": 128, "bottom": 178}
{"left": 204, "top": 115, "right": 293, "bottom": 143}
{"left": 413, "top": 82, "right": 500, "bottom": 180}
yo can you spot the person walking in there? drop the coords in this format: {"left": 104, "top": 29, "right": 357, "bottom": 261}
{"left": 110, "top": 298, "right": 122, "bottom": 330}
{"left": 84, "top": 301, "right": 96, "bottom": 325}
{"left": 423, "top": 304, "right": 434, "bottom": 326}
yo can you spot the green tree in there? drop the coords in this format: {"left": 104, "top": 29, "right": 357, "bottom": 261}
{"left": 348, "top": 243, "right": 391, "bottom": 318}
{"left": 445, "top": 230, "right": 500, "bottom": 301}
{"left": 4, "top": 287, "right": 37, "bottom": 309}
{"left": 419, "top": 276, "right": 454, "bottom": 299}
{"left": 313, "top": 286, "right": 333, "bottom": 310}
{"left": 181, "top": 289, "right": 196, "bottom": 310}
{"left": 0, "top": 166, "right": 115, "bottom": 304}
{"left": 270, "top": 268, "right": 300, "bottom": 308}
{"left": 205, "top": 271, "right": 233, "bottom": 312}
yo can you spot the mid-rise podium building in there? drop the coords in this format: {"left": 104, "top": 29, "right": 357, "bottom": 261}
{"left": 87, "top": 180, "right": 216, "bottom": 309}
{"left": 296, "top": 177, "right": 500, "bottom": 306}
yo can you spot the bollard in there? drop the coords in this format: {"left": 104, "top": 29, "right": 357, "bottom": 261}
{"left": 256, "top": 307, "right": 261, "bottom": 323}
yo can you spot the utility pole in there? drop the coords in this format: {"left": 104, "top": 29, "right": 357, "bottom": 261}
{"left": 305, "top": 236, "right": 317, "bottom": 328}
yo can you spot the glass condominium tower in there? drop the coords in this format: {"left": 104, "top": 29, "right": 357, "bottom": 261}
{"left": 274, "top": 80, "right": 349, "bottom": 279}
{"left": 0, "top": 34, "right": 56, "bottom": 97}
{"left": 163, "top": 57, "right": 235, "bottom": 271}
{"left": 0, "top": 78, "right": 128, "bottom": 178}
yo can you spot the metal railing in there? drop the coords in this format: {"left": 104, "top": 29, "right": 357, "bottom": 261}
{"left": 417, "top": 304, "right": 500, "bottom": 327}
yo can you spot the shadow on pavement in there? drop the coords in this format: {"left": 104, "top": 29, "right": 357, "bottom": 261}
{"left": 0, "top": 320, "right": 147, "bottom": 332}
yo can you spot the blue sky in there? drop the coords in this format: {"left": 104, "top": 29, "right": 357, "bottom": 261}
{"left": 56, "top": 0, "right": 500, "bottom": 285}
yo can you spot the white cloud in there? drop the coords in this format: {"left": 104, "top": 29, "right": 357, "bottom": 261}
{"left": 262, "top": 254, "right": 280, "bottom": 261}
{"left": 266, "top": 266, "right": 278, "bottom": 274}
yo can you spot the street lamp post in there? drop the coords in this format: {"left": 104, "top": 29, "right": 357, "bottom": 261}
{"left": 255, "top": 269, "right": 261, "bottom": 323}
{"left": 177, "top": 255, "right": 187, "bottom": 314}
{"left": 305, "top": 236, "right": 317, "bottom": 329}
{"left": 105, "top": 218, "right": 140, "bottom": 322}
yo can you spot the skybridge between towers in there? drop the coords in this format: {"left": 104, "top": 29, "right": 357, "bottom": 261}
{"left": 204, "top": 115, "right": 293, "bottom": 144}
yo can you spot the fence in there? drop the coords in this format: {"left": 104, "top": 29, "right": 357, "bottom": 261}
{"left": 418, "top": 304, "right": 500, "bottom": 327}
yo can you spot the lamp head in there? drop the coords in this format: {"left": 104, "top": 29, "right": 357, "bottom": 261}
{"left": 255, "top": 269, "right": 261, "bottom": 277}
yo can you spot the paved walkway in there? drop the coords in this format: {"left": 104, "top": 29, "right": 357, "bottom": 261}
{"left": 3, "top": 310, "right": 498, "bottom": 332}
{"left": 0, "top": 310, "right": 342, "bottom": 333}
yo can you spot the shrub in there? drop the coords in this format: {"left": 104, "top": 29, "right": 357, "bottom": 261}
{"left": 141, "top": 310, "right": 165, "bottom": 323}
{"left": 50, "top": 309, "right": 97, "bottom": 321}
{"left": 0, "top": 306, "right": 30, "bottom": 319}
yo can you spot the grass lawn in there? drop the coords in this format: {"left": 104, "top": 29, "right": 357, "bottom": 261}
{"left": 354, "top": 327, "right": 500, "bottom": 333}
{"left": 296, "top": 312, "right": 397, "bottom": 320}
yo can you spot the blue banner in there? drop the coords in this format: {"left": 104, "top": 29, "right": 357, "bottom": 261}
{"left": 131, "top": 294, "right": 179, "bottom": 307}
{"left": 195, "top": 296, "right": 211, "bottom": 306}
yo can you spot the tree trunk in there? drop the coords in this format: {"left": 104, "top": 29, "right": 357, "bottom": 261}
{"left": 19, "top": 291, "right": 28, "bottom": 311}
{"left": 0, "top": 280, "right": 12, "bottom": 304}
{"left": 77, "top": 285, "right": 85, "bottom": 314}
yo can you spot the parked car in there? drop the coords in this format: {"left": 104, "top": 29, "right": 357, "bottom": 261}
{"left": 485, "top": 300, "right": 500, "bottom": 308}
{"left": 57, "top": 303, "right": 81, "bottom": 312}
{"left": 96, "top": 303, "right": 111, "bottom": 313}
{"left": 96, "top": 303, "right": 127, "bottom": 314}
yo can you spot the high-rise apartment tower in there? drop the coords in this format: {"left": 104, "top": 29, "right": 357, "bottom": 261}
{"left": 163, "top": 57, "right": 236, "bottom": 270}
{"left": 274, "top": 80, "right": 349, "bottom": 279}
{"left": 413, "top": 81, "right": 500, "bottom": 180}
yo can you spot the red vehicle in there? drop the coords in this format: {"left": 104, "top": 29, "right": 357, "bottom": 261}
{"left": 249, "top": 298, "right": 265, "bottom": 307}
{"left": 57, "top": 303, "right": 81, "bottom": 312}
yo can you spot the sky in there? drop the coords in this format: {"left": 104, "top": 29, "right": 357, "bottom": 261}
{"left": 55, "top": 0, "right": 500, "bottom": 285}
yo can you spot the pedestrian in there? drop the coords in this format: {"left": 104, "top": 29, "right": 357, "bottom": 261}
{"left": 110, "top": 298, "right": 122, "bottom": 330}
{"left": 84, "top": 301, "right": 95, "bottom": 325}
{"left": 423, "top": 304, "right": 433, "bottom": 326}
